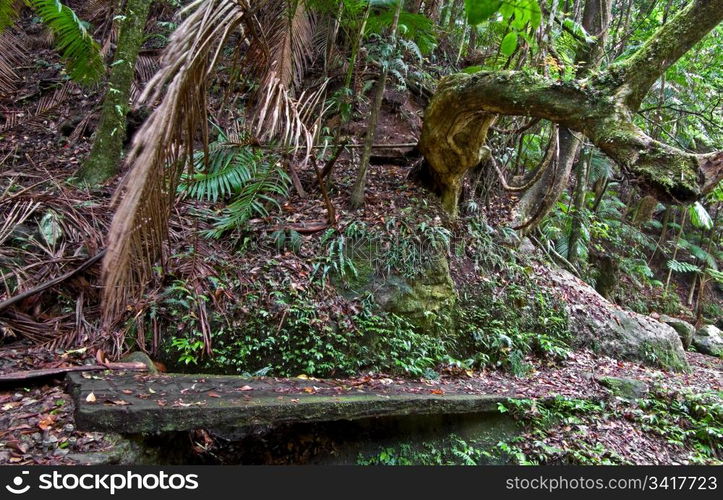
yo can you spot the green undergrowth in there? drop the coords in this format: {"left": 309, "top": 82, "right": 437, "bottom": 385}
{"left": 151, "top": 268, "right": 459, "bottom": 378}
{"left": 357, "top": 390, "right": 722, "bottom": 465}
{"left": 453, "top": 224, "right": 571, "bottom": 376}
{"left": 498, "top": 390, "right": 722, "bottom": 465}
{"left": 139, "top": 214, "right": 571, "bottom": 379}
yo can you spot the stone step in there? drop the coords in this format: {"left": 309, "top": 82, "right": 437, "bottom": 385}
{"left": 67, "top": 372, "right": 512, "bottom": 434}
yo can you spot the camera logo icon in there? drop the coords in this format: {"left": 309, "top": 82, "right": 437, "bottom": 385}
{"left": 5, "top": 471, "right": 30, "bottom": 494}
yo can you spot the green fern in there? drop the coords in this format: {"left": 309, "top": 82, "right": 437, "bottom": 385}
{"left": 706, "top": 268, "right": 723, "bottom": 284}
{"left": 202, "top": 161, "right": 290, "bottom": 239}
{"left": 666, "top": 259, "right": 701, "bottom": 274}
{"left": 181, "top": 144, "right": 264, "bottom": 202}
{"left": 366, "top": 9, "right": 437, "bottom": 55}
{"left": 32, "top": 0, "right": 104, "bottom": 83}
{"left": 2, "top": 0, "right": 105, "bottom": 83}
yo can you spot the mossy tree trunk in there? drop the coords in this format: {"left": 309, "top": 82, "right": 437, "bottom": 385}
{"left": 77, "top": 0, "right": 152, "bottom": 185}
{"left": 418, "top": 0, "right": 723, "bottom": 216}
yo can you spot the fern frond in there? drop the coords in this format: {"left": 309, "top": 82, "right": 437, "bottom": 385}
{"left": 30, "top": 0, "right": 104, "bottom": 83}
{"left": 706, "top": 268, "right": 723, "bottom": 284}
{"left": 367, "top": 8, "right": 436, "bottom": 55}
{"left": 203, "top": 160, "right": 290, "bottom": 238}
{"left": 180, "top": 143, "right": 264, "bottom": 202}
{"left": 666, "top": 259, "right": 700, "bottom": 274}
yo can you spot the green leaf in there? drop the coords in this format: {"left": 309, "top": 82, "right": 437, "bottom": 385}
{"left": 666, "top": 259, "right": 700, "bottom": 274}
{"left": 501, "top": 31, "right": 518, "bottom": 56}
{"left": 528, "top": 0, "right": 542, "bottom": 28}
{"left": 464, "top": 0, "right": 501, "bottom": 25}
{"left": 688, "top": 201, "right": 713, "bottom": 230}
{"left": 29, "top": 0, "right": 104, "bottom": 84}
{"left": 38, "top": 209, "right": 62, "bottom": 247}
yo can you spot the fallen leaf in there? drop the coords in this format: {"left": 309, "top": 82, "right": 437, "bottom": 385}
{"left": 207, "top": 391, "right": 221, "bottom": 398}
{"left": 238, "top": 385, "right": 253, "bottom": 391}
{"left": 105, "top": 399, "right": 131, "bottom": 406}
{"left": 37, "top": 416, "right": 54, "bottom": 431}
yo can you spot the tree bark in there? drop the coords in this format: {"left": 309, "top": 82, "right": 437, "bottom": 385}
{"left": 418, "top": 0, "right": 723, "bottom": 216}
{"left": 350, "top": 0, "right": 403, "bottom": 209}
{"left": 77, "top": 0, "right": 152, "bottom": 185}
{"left": 567, "top": 147, "right": 591, "bottom": 266}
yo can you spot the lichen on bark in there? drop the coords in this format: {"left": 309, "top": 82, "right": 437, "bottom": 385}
{"left": 77, "top": 0, "right": 152, "bottom": 185}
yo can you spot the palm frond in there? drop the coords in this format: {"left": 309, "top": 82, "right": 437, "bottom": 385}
{"left": 366, "top": 8, "right": 437, "bottom": 55}
{"left": 102, "top": 0, "right": 250, "bottom": 340}
{"left": 249, "top": 0, "right": 315, "bottom": 89}
{"left": 180, "top": 139, "right": 267, "bottom": 202}
{"left": 0, "top": 31, "right": 24, "bottom": 94}
{"left": 666, "top": 259, "right": 700, "bottom": 274}
{"left": 0, "top": 0, "right": 19, "bottom": 32}
{"left": 103, "top": 0, "right": 329, "bottom": 339}
{"left": 253, "top": 74, "right": 329, "bottom": 154}
{"left": 29, "top": 0, "right": 105, "bottom": 83}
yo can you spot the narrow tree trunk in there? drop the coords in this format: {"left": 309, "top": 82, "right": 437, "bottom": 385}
{"left": 513, "top": 0, "right": 610, "bottom": 228}
{"left": 77, "top": 0, "right": 152, "bottom": 185}
{"left": 343, "top": 4, "right": 371, "bottom": 92}
{"left": 665, "top": 208, "right": 687, "bottom": 293}
{"left": 350, "top": 0, "right": 402, "bottom": 209}
{"left": 568, "top": 147, "right": 591, "bottom": 265}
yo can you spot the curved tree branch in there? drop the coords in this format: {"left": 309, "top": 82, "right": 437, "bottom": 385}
{"left": 418, "top": 1, "right": 723, "bottom": 215}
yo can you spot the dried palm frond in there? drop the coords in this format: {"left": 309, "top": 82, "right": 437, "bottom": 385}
{"left": 0, "top": 81, "right": 80, "bottom": 133}
{"left": 35, "top": 81, "right": 80, "bottom": 114}
{"left": 0, "top": 200, "right": 39, "bottom": 248}
{"left": 102, "top": 0, "right": 330, "bottom": 346}
{"left": 246, "top": 0, "right": 315, "bottom": 90}
{"left": 0, "top": 31, "right": 24, "bottom": 94}
{"left": 102, "top": 0, "right": 250, "bottom": 346}
{"left": 253, "top": 74, "right": 328, "bottom": 156}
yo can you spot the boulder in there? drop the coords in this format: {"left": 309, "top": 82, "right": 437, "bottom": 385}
{"left": 337, "top": 252, "right": 456, "bottom": 333}
{"left": 658, "top": 315, "right": 695, "bottom": 349}
{"left": 372, "top": 256, "right": 456, "bottom": 331}
{"left": 543, "top": 268, "right": 688, "bottom": 371}
{"left": 597, "top": 376, "right": 649, "bottom": 400}
{"left": 121, "top": 351, "right": 159, "bottom": 374}
{"left": 692, "top": 325, "right": 723, "bottom": 357}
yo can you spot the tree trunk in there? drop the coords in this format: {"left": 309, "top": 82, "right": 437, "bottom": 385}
{"left": 350, "top": 0, "right": 402, "bottom": 209}
{"left": 77, "top": 0, "right": 152, "bottom": 185}
{"left": 568, "top": 147, "right": 591, "bottom": 265}
{"left": 417, "top": 0, "right": 723, "bottom": 216}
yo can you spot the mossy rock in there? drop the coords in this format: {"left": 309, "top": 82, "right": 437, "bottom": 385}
{"left": 692, "top": 325, "right": 723, "bottom": 357}
{"left": 121, "top": 351, "right": 159, "bottom": 374}
{"left": 658, "top": 315, "right": 695, "bottom": 350}
{"left": 597, "top": 376, "right": 649, "bottom": 400}
{"left": 335, "top": 251, "right": 456, "bottom": 334}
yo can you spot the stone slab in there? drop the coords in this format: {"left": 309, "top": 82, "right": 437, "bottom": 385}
{"left": 67, "top": 372, "right": 511, "bottom": 434}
